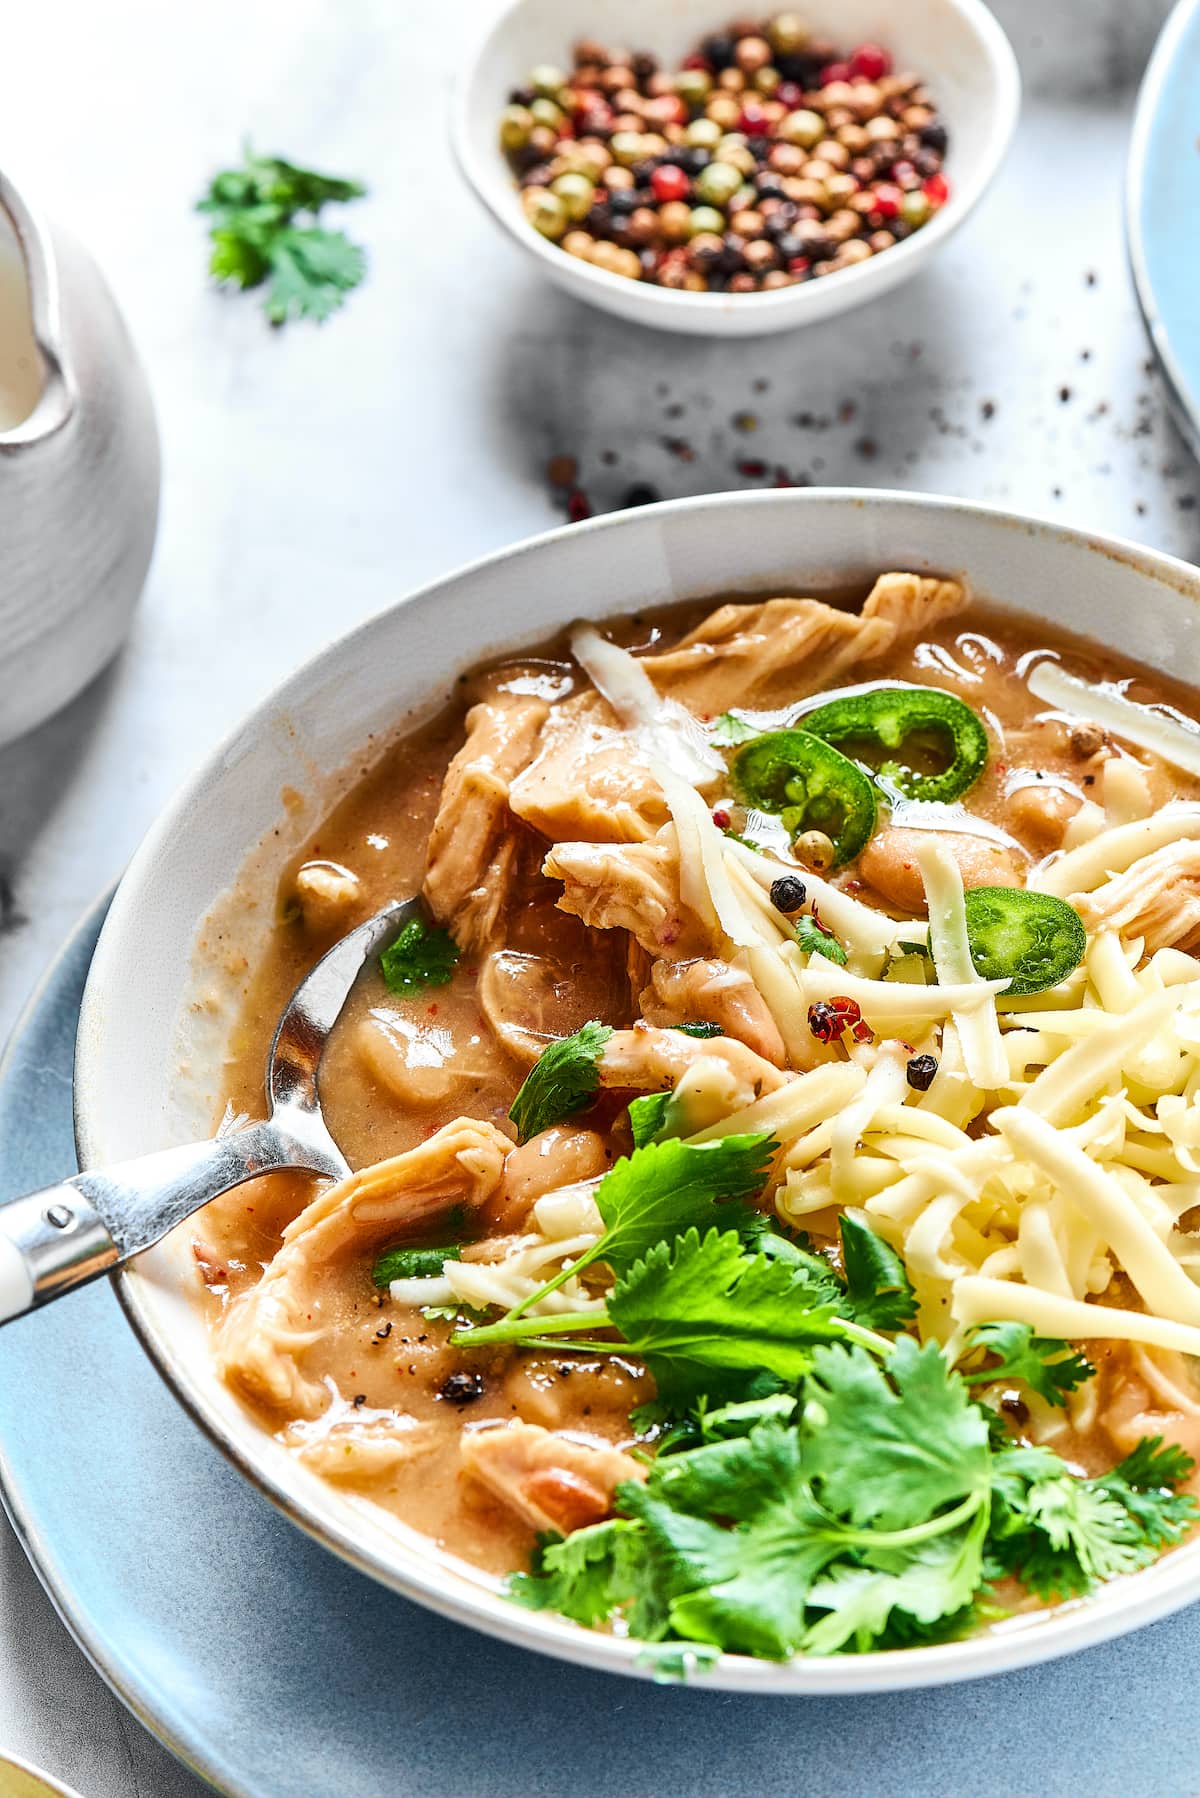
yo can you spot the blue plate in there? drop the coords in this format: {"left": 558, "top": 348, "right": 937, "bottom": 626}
{"left": 1128, "top": 0, "right": 1200, "bottom": 459}
{"left": 7, "top": 898, "right": 1200, "bottom": 1796}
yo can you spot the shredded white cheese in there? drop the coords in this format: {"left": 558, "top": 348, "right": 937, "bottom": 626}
{"left": 916, "top": 840, "right": 1009, "bottom": 1090}
{"left": 571, "top": 624, "right": 723, "bottom": 786}
{"left": 1028, "top": 659, "right": 1200, "bottom": 778}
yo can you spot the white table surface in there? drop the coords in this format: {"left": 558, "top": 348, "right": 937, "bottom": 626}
{"left": 0, "top": 0, "right": 1195, "bottom": 1791}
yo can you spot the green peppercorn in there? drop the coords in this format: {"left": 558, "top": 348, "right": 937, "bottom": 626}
{"left": 685, "top": 116, "right": 723, "bottom": 150}
{"left": 768, "top": 12, "right": 810, "bottom": 54}
{"left": 676, "top": 68, "right": 713, "bottom": 107}
{"left": 900, "top": 189, "right": 932, "bottom": 228}
{"left": 695, "top": 160, "right": 743, "bottom": 207}
{"left": 778, "top": 108, "right": 825, "bottom": 148}
{"left": 530, "top": 63, "right": 567, "bottom": 98}
{"left": 530, "top": 96, "right": 565, "bottom": 132}
{"left": 498, "top": 104, "right": 534, "bottom": 153}
{"left": 687, "top": 204, "right": 727, "bottom": 237}
{"left": 551, "top": 171, "right": 596, "bottom": 221}
{"left": 522, "top": 187, "right": 568, "bottom": 240}
{"left": 729, "top": 182, "right": 758, "bottom": 213}
{"left": 610, "top": 130, "right": 645, "bottom": 167}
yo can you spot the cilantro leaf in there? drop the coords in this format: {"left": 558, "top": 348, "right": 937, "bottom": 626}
{"left": 609, "top": 1228, "right": 848, "bottom": 1404}
{"left": 796, "top": 915, "right": 848, "bottom": 965}
{"left": 379, "top": 917, "right": 459, "bottom": 995}
{"left": 1094, "top": 1437, "right": 1198, "bottom": 1551}
{"left": 669, "top": 1022, "right": 725, "bottom": 1039}
{"left": 591, "top": 1135, "right": 776, "bottom": 1277}
{"left": 509, "top": 1520, "right": 657, "bottom": 1630}
{"left": 961, "top": 1321, "right": 1094, "bottom": 1408}
{"left": 264, "top": 227, "right": 366, "bottom": 325}
{"left": 197, "top": 148, "right": 367, "bottom": 326}
{"left": 372, "top": 1243, "right": 461, "bottom": 1288}
{"left": 628, "top": 1091, "right": 672, "bottom": 1148}
{"left": 803, "top": 1337, "right": 991, "bottom": 1530}
{"left": 839, "top": 1214, "right": 917, "bottom": 1332}
{"left": 711, "top": 712, "right": 758, "bottom": 746}
{"left": 508, "top": 1020, "right": 613, "bottom": 1144}
{"left": 801, "top": 1511, "right": 987, "bottom": 1655}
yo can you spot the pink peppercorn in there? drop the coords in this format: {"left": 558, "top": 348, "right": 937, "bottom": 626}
{"left": 775, "top": 81, "right": 804, "bottom": 109}
{"left": 711, "top": 807, "right": 731, "bottom": 828}
{"left": 651, "top": 163, "right": 691, "bottom": 204}
{"left": 739, "top": 102, "right": 769, "bottom": 134}
{"left": 819, "top": 60, "right": 852, "bottom": 85}
{"left": 849, "top": 42, "right": 892, "bottom": 80}
{"left": 923, "top": 172, "right": 950, "bottom": 206}
{"left": 872, "top": 182, "right": 902, "bottom": 217}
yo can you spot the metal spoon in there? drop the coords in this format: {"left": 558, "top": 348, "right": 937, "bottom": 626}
{"left": 0, "top": 898, "right": 418, "bottom": 1325}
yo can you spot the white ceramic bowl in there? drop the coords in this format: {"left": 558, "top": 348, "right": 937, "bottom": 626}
{"left": 77, "top": 490, "right": 1200, "bottom": 1693}
{"left": 452, "top": 0, "right": 1020, "bottom": 337}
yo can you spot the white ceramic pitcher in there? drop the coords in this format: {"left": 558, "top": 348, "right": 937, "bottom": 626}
{"left": 0, "top": 170, "right": 159, "bottom": 749}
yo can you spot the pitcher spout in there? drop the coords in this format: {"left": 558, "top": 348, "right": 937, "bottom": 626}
{"left": 0, "top": 169, "right": 73, "bottom": 447}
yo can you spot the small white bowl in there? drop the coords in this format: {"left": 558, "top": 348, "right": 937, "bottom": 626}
{"left": 76, "top": 489, "right": 1200, "bottom": 1694}
{"left": 453, "top": 0, "right": 1020, "bottom": 337}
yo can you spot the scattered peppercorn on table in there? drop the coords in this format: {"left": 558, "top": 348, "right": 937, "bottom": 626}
{"left": 501, "top": 14, "right": 950, "bottom": 292}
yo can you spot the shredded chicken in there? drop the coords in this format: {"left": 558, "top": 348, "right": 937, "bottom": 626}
{"left": 597, "top": 1020, "right": 790, "bottom": 1104}
{"left": 424, "top": 680, "right": 550, "bottom": 951}
{"left": 215, "top": 1118, "right": 511, "bottom": 1418}
{"left": 639, "top": 572, "right": 967, "bottom": 711}
{"left": 1074, "top": 842, "right": 1200, "bottom": 953}
{"left": 460, "top": 1420, "right": 644, "bottom": 1533}
{"left": 507, "top": 576, "right": 966, "bottom": 848}
{"left": 544, "top": 830, "right": 715, "bottom": 960}
{"left": 640, "top": 956, "right": 787, "bottom": 1065}
{"left": 508, "top": 690, "right": 669, "bottom": 845}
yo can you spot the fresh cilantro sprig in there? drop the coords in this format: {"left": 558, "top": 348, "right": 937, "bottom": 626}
{"left": 795, "top": 915, "right": 848, "bottom": 966}
{"left": 508, "top": 1020, "right": 613, "bottom": 1144}
{"left": 839, "top": 1214, "right": 918, "bottom": 1333}
{"left": 380, "top": 917, "right": 459, "bottom": 994}
{"left": 960, "top": 1321, "right": 1094, "bottom": 1408}
{"left": 987, "top": 1437, "right": 1196, "bottom": 1599}
{"left": 197, "top": 148, "right": 367, "bottom": 325}
{"left": 450, "top": 1134, "right": 779, "bottom": 1347}
{"left": 512, "top": 1338, "right": 1197, "bottom": 1660}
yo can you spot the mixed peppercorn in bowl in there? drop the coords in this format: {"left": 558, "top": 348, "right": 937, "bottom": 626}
{"left": 455, "top": 0, "right": 1020, "bottom": 334}
{"left": 500, "top": 18, "right": 953, "bottom": 294}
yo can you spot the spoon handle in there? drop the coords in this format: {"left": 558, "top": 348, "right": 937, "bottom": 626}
{"left": 0, "top": 1120, "right": 320, "bottom": 1325}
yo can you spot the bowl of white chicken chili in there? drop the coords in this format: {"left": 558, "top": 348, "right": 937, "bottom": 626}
{"left": 76, "top": 490, "right": 1200, "bottom": 1692}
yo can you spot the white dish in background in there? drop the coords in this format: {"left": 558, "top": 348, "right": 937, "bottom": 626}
{"left": 73, "top": 488, "right": 1200, "bottom": 1693}
{"left": 452, "top": 0, "right": 1020, "bottom": 337}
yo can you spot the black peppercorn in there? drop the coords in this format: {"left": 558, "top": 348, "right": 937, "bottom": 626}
{"left": 769, "top": 875, "right": 808, "bottom": 914}
{"left": 584, "top": 202, "right": 611, "bottom": 234}
{"left": 631, "top": 158, "right": 661, "bottom": 185}
{"left": 755, "top": 171, "right": 786, "bottom": 198}
{"left": 701, "top": 30, "right": 736, "bottom": 69}
{"left": 906, "top": 1054, "right": 938, "bottom": 1092}
{"left": 919, "top": 121, "right": 948, "bottom": 152}
{"left": 746, "top": 134, "right": 770, "bottom": 160}
{"left": 622, "top": 483, "right": 662, "bottom": 507}
{"left": 438, "top": 1371, "right": 485, "bottom": 1406}
{"left": 774, "top": 231, "right": 804, "bottom": 261}
{"left": 632, "top": 50, "right": 658, "bottom": 80}
{"left": 508, "top": 84, "right": 536, "bottom": 106}
{"left": 681, "top": 146, "right": 712, "bottom": 174}
{"left": 608, "top": 189, "right": 637, "bottom": 216}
